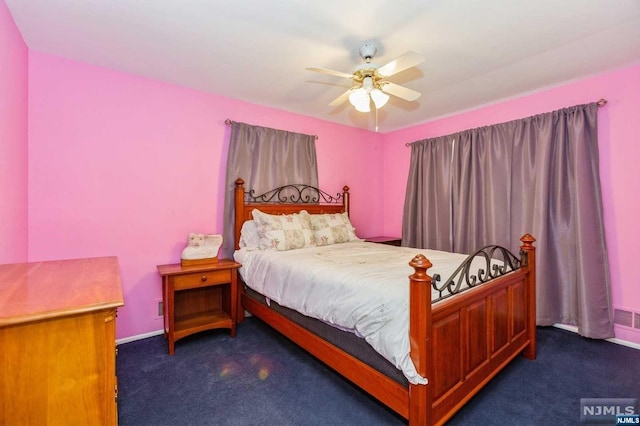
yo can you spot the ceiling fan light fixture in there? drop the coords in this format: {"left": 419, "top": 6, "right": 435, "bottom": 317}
{"left": 354, "top": 100, "right": 371, "bottom": 113}
{"left": 349, "top": 88, "right": 370, "bottom": 112}
{"left": 370, "top": 88, "right": 389, "bottom": 109}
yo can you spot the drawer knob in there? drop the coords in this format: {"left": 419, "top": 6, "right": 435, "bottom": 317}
{"left": 201, "top": 275, "right": 208, "bottom": 282}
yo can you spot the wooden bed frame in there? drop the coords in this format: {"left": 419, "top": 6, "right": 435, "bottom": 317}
{"left": 233, "top": 178, "right": 536, "bottom": 425}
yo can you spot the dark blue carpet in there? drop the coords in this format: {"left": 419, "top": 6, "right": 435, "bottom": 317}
{"left": 117, "top": 319, "right": 639, "bottom": 425}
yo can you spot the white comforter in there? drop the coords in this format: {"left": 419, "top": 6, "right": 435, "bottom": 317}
{"left": 234, "top": 241, "right": 476, "bottom": 385}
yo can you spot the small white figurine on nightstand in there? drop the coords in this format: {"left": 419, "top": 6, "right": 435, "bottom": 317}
{"left": 181, "top": 233, "right": 223, "bottom": 264}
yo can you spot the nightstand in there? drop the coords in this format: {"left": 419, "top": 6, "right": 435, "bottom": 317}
{"left": 365, "top": 236, "right": 402, "bottom": 246}
{"left": 157, "top": 259, "right": 241, "bottom": 355}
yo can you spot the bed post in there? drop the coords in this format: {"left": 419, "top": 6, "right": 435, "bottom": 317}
{"left": 408, "top": 254, "right": 433, "bottom": 426}
{"left": 234, "top": 178, "right": 245, "bottom": 251}
{"left": 342, "top": 185, "right": 350, "bottom": 215}
{"left": 520, "top": 234, "right": 537, "bottom": 360}
{"left": 234, "top": 178, "right": 246, "bottom": 323}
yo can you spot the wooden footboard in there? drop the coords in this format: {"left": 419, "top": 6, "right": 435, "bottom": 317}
{"left": 233, "top": 179, "right": 537, "bottom": 425}
{"left": 409, "top": 235, "right": 536, "bottom": 425}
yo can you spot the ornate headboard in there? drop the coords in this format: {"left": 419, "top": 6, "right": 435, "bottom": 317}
{"left": 233, "top": 178, "right": 350, "bottom": 250}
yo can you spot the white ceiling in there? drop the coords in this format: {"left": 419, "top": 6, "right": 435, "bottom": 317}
{"left": 6, "top": 0, "right": 640, "bottom": 133}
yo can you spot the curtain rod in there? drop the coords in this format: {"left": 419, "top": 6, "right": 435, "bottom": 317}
{"left": 224, "top": 119, "right": 318, "bottom": 140}
{"left": 404, "top": 98, "right": 609, "bottom": 147}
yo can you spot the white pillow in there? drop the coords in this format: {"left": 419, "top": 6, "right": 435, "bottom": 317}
{"left": 309, "top": 212, "right": 360, "bottom": 246}
{"left": 251, "top": 209, "right": 316, "bottom": 251}
{"left": 239, "top": 220, "right": 260, "bottom": 249}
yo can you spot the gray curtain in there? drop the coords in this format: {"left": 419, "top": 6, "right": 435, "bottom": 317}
{"left": 403, "top": 103, "right": 613, "bottom": 339}
{"left": 221, "top": 121, "right": 318, "bottom": 258}
{"left": 402, "top": 135, "right": 456, "bottom": 251}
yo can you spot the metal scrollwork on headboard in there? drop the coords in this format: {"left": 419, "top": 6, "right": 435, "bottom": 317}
{"left": 431, "top": 245, "right": 522, "bottom": 302}
{"left": 246, "top": 184, "right": 344, "bottom": 204}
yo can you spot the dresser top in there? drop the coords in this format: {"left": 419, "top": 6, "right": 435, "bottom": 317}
{"left": 0, "top": 256, "right": 124, "bottom": 327}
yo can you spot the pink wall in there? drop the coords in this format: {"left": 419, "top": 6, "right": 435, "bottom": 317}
{"left": 0, "top": 0, "right": 28, "bottom": 263}
{"left": 382, "top": 64, "right": 640, "bottom": 344}
{"left": 11, "top": 8, "right": 640, "bottom": 344}
{"left": 27, "top": 51, "right": 383, "bottom": 339}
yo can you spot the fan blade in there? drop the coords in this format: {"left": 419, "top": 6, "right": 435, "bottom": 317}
{"left": 328, "top": 88, "right": 353, "bottom": 107}
{"left": 376, "top": 51, "right": 425, "bottom": 77}
{"left": 380, "top": 82, "right": 421, "bottom": 102}
{"left": 306, "top": 67, "right": 354, "bottom": 79}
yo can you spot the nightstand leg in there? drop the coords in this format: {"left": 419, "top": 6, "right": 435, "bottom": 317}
{"left": 167, "top": 280, "right": 175, "bottom": 355}
{"left": 162, "top": 277, "right": 168, "bottom": 338}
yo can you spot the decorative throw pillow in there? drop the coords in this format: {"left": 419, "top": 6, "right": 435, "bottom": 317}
{"left": 251, "top": 209, "right": 315, "bottom": 251}
{"left": 239, "top": 220, "right": 260, "bottom": 250}
{"left": 309, "top": 212, "right": 360, "bottom": 246}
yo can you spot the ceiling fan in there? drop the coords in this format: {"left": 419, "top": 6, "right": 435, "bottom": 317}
{"left": 306, "top": 42, "right": 425, "bottom": 115}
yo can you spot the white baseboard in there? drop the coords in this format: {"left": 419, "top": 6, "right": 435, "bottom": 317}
{"left": 607, "top": 337, "right": 640, "bottom": 351}
{"left": 552, "top": 323, "right": 640, "bottom": 351}
{"left": 116, "top": 329, "right": 164, "bottom": 345}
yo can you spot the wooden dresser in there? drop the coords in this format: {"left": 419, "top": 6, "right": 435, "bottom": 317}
{"left": 0, "top": 257, "right": 124, "bottom": 425}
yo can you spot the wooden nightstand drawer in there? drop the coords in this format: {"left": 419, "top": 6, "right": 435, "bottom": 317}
{"left": 174, "top": 269, "right": 231, "bottom": 290}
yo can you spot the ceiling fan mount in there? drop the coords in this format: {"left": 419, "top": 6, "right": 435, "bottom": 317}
{"left": 358, "top": 41, "right": 378, "bottom": 62}
{"left": 350, "top": 43, "right": 382, "bottom": 82}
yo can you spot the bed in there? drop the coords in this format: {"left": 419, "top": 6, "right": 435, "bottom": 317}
{"left": 233, "top": 178, "right": 536, "bottom": 425}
